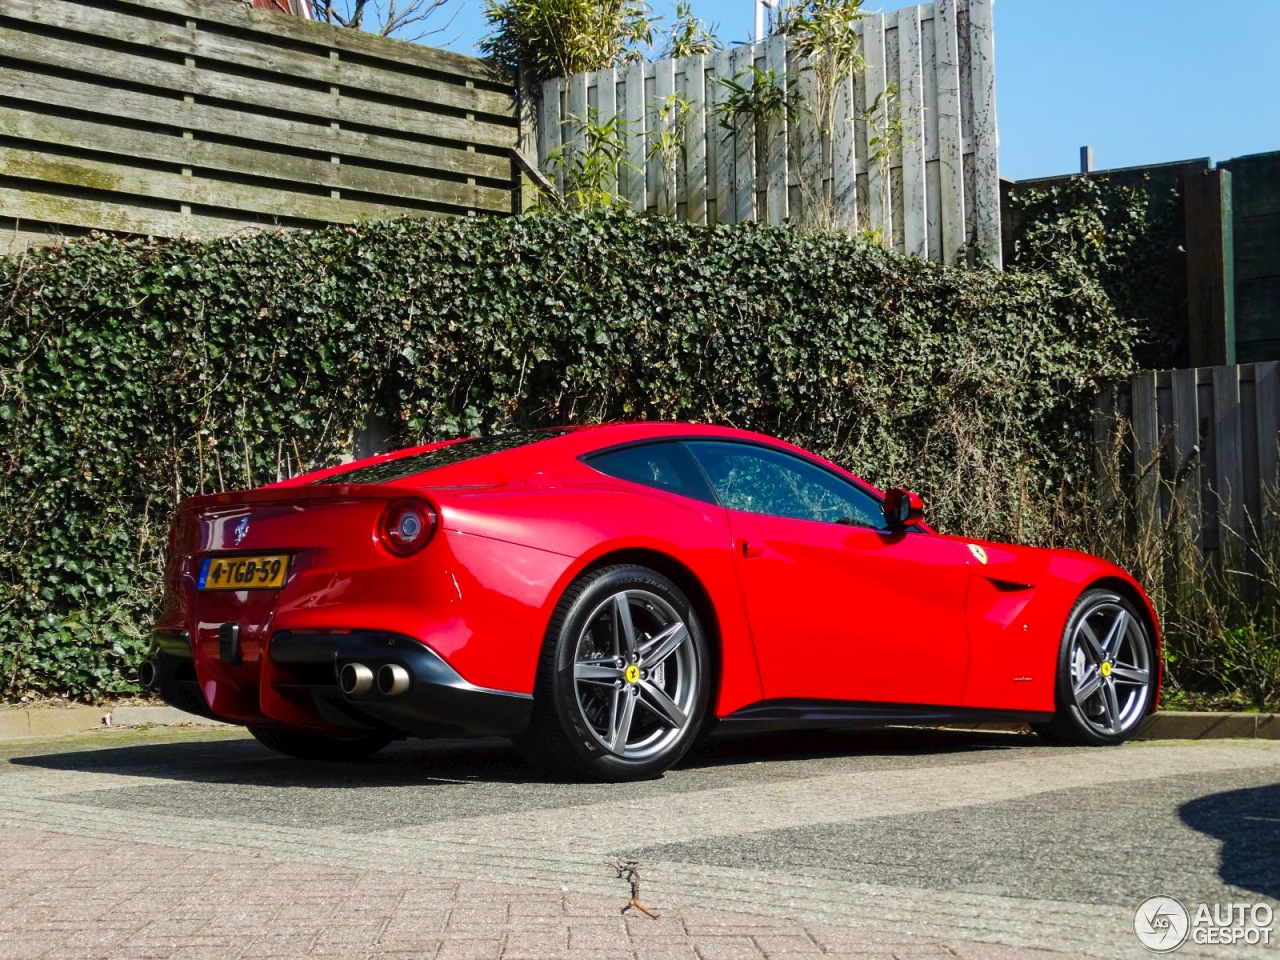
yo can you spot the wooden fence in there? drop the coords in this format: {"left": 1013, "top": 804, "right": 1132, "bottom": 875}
{"left": 1100, "top": 362, "right": 1280, "bottom": 556}
{"left": 0, "top": 0, "right": 519, "bottom": 256}
{"left": 534, "top": 0, "right": 999, "bottom": 266}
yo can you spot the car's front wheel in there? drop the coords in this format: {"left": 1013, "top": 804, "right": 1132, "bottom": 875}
{"left": 1035, "top": 588, "right": 1156, "bottom": 745}
{"left": 519, "top": 564, "right": 711, "bottom": 782}
{"left": 247, "top": 725, "right": 392, "bottom": 761}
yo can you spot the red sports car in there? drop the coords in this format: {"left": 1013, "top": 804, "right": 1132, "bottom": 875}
{"left": 145, "top": 422, "right": 1159, "bottom": 781}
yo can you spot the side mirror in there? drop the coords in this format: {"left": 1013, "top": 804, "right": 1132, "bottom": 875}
{"left": 883, "top": 488, "right": 925, "bottom": 529}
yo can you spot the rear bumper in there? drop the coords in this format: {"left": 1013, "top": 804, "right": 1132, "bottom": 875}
{"left": 149, "top": 629, "right": 533, "bottom": 739}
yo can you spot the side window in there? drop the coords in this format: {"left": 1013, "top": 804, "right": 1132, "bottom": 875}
{"left": 687, "top": 441, "right": 887, "bottom": 529}
{"left": 585, "top": 442, "right": 717, "bottom": 504}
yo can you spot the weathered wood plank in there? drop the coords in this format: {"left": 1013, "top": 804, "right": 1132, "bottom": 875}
{"left": 681, "top": 55, "right": 707, "bottom": 225}
{"left": 898, "top": 4, "right": 927, "bottom": 257}
{"left": 862, "top": 13, "right": 889, "bottom": 238}
{"left": 967, "top": 0, "right": 1000, "bottom": 266}
{"left": 565, "top": 68, "right": 588, "bottom": 186}
{"left": 933, "top": 0, "right": 966, "bottom": 265}
{"left": 0, "top": 186, "right": 268, "bottom": 237}
{"left": 1256, "top": 361, "right": 1279, "bottom": 533}
{"left": 1132, "top": 371, "right": 1162, "bottom": 536}
{"left": 0, "top": 147, "right": 464, "bottom": 223}
{"left": 1170, "top": 366, "right": 1203, "bottom": 552}
{"left": 707, "top": 49, "right": 732, "bottom": 223}
{"left": 764, "top": 34, "right": 788, "bottom": 227}
{"left": 732, "top": 43, "right": 755, "bottom": 224}
{"left": 0, "top": 27, "right": 516, "bottom": 151}
{"left": 105, "top": 0, "right": 508, "bottom": 86}
{"left": 0, "top": 224, "right": 91, "bottom": 258}
{"left": 0, "top": 105, "right": 508, "bottom": 208}
{"left": 652, "top": 57, "right": 677, "bottom": 217}
{"left": 595, "top": 67, "right": 619, "bottom": 198}
{"left": 624, "top": 59, "right": 647, "bottom": 210}
{"left": 5, "top": 0, "right": 514, "bottom": 119}
{"left": 540, "top": 77, "right": 564, "bottom": 195}
{"left": 831, "top": 71, "right": 857, "bottom": 233}
{"left": 1213, "top": 364, "right": 1245, "bottom": 544}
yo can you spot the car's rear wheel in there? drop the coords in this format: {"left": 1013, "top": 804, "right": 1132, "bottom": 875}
{"left": 247, "top": 725, "right": 392, "bottom": 761}
{"left": 1035, "top": 589, "right": 1155, "bottom": 745}
{"left": 519, "top": 564, "right": 710, "bottom": 782}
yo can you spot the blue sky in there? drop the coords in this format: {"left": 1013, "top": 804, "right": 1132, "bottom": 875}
{"left": 434, "top": 0, "right": 1280, "bottom": 181}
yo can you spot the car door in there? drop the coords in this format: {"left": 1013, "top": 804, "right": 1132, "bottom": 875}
{"left": 685, "top": 440, "right": 973, "bottom": 707}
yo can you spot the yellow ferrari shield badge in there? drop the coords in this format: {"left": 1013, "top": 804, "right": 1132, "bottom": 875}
{"left": 967, "top": 543, "right": 989, "bottom": 565}
{"left": 1101, "top": 661, "right": 1112, "bottom": 678}
{"left": 625, "top": 664, "right": 640, "bottom": 684}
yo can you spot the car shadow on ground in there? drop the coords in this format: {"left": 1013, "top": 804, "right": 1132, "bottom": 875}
{"left": 5, "top": 726, "right": 1028, "bottom": 790}
{"left": 1179, "top": 783, "right": 1280, "bottom": 899}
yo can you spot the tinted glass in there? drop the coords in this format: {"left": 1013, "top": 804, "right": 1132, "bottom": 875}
{"left": 313, "top": 430, "right": 569, "bottom": 485}
{"left": 687, "top": 441, "right": 886, "bottom": 528}
{"left": 586, "top": 441, "right": 717, "bottom": 504}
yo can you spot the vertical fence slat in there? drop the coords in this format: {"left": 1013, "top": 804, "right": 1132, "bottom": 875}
{"left": 862, "top": 13, "right": 889, "bottom": 238}
{"left": 712, "top": 47, "right": 735, "bottom": 223}
{"left": 653, "top": 57, "right": 676, "bottom": 217}
{"left": 764, "top": 33, "right": 789, "bottom": 227}
{"left": 597, "top": 67, "right": 618, "bottom": 198}
{"left": 732, "top": 42, "right": 755, "bottom": 224}
{"left": 1213, "top": 364, "right": 1244, "bottom": 547}
{"left": 682, "top": 55, "right": 707, "bottom": 225}
{"left": 1171, "top": 367, "right": 1203, "bottom": 547}
{"left": 1257, "top": 361, "right": 1280, "bottom": 535}
{"left": 540, "top": 77, "right": 563, "bottom": 195}
{"left": 832, "top": 71, "right": 857, "bottom": 233}
{"left": 934, "top": 0, "right": 966, "bottom": 265}
{"left": 566, "top": 69, "right": 587, "bottom": 158}
{"left": 898, "top": 4, "right": 927, "bottom": 257}
{"left": 624, "top": 60, "right": 646, "bottom": 210}
{"left": 1133, "top": 371, "right": 1162, "bottom": 536}
{"left": 967, "top": 0, "right": 1000, "bottom": 266}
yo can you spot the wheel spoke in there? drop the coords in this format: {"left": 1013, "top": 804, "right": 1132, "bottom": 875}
{"left": 1101, "top": 609, "right": 1129, "bottom": 659}
{"left": 575, "top": 660, "right": 623, "bottom": 685}
{"left": 613, "top": 594, "right": 637, "bottom": 659}
{"left": 1100, "top": 680, "right": 1121, "bottom": 734}
{"left": 638, "top": 622, "right": 689, "bottom": 669}
{"left": 1077, "top": 621, "right": 1106, "bottom": 663}
{"left": 1074, "top": 670, "right": 1102, "bottom": 702}
{"left": 1110, "top": 664, "right": 1149, "bottom": 685}
{"left": 610, "top": 689, "right": 637, "bottom": 754}
{"left": 638, "top": 680, "right": 687, "bottom": 729}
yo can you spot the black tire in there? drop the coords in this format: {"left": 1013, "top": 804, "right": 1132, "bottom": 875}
{"left": 1035, "top": 588, "right": 1156, "bottom": 746}
{"left": 518, "top": 564, "right": 711, "bottom": 782}
{"left": 247, "top": 725, "right": 392, "bottom": 761}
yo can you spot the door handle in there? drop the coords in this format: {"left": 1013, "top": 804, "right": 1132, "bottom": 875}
{"left": 740, "top": 539, "right": 764, "bottom": 558}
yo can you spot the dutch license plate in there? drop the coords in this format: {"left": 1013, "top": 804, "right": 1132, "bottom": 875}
{"left": 198, "top": 554, "right": 289, "bottom": 591}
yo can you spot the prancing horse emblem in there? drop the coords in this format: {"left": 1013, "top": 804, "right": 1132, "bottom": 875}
{"left": 233, "top": 516, "right": 250, "bottom": 545}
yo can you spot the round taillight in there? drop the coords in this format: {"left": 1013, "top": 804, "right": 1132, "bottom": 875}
{"left": 378, "top": 499, "right": 436, "bottom": 557}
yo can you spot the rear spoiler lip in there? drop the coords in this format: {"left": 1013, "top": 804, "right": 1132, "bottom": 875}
{"left": 178, "top": 483, "right": 428, "bottom": 513}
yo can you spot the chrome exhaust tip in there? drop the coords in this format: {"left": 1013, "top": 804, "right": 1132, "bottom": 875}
{"left": 138, "top": 659, "right": 159, "bottom": 690}
{"left": 377, "top": 663, "right": 410, "bottom": 697}
{"left": 339, "top": 662, "right": 374, "bottom": 696}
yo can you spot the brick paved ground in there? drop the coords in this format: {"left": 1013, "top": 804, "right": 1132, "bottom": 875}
{"left": 0, "top": 827, "right": 1087, "bottom": 960}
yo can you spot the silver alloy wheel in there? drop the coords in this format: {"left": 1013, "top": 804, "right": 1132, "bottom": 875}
{"left": 1068, "top": 598, "right": 1153, "bottom": 735}
{"left": 571, "top": 588, "right": 699, "bottom": 760}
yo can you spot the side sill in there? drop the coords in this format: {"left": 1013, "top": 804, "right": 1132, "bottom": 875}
{"left": 719, "top": 698, "right": 1054, "bottom": 734}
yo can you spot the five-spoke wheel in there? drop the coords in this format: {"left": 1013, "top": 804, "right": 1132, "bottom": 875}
{"left": 520, "top": 565, "right": 710, "bottom": 781}
{"left": 1037, "top": 589, "right": 1155, "bottom": 745}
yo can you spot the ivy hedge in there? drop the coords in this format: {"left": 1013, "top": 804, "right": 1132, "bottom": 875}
{"left": 0, "top": 211, "right": 1131, "bottom": 701}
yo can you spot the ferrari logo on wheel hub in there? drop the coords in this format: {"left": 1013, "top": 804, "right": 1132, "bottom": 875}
{"left": 1101, "top": 661, "right": 1113, "bottom": 678}
{"left": 624, "top": 664, "right": 641, "bottom": 684}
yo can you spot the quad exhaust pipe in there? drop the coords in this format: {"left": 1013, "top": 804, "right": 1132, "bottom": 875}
{"left": 138, "top": 659, "right": 159, "bottom": 690}
{"left": 377, "top": 663, "right": 410, "bottom": 697}
{"left": 339, "top": 662, "right": 409, "bottom": 698}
